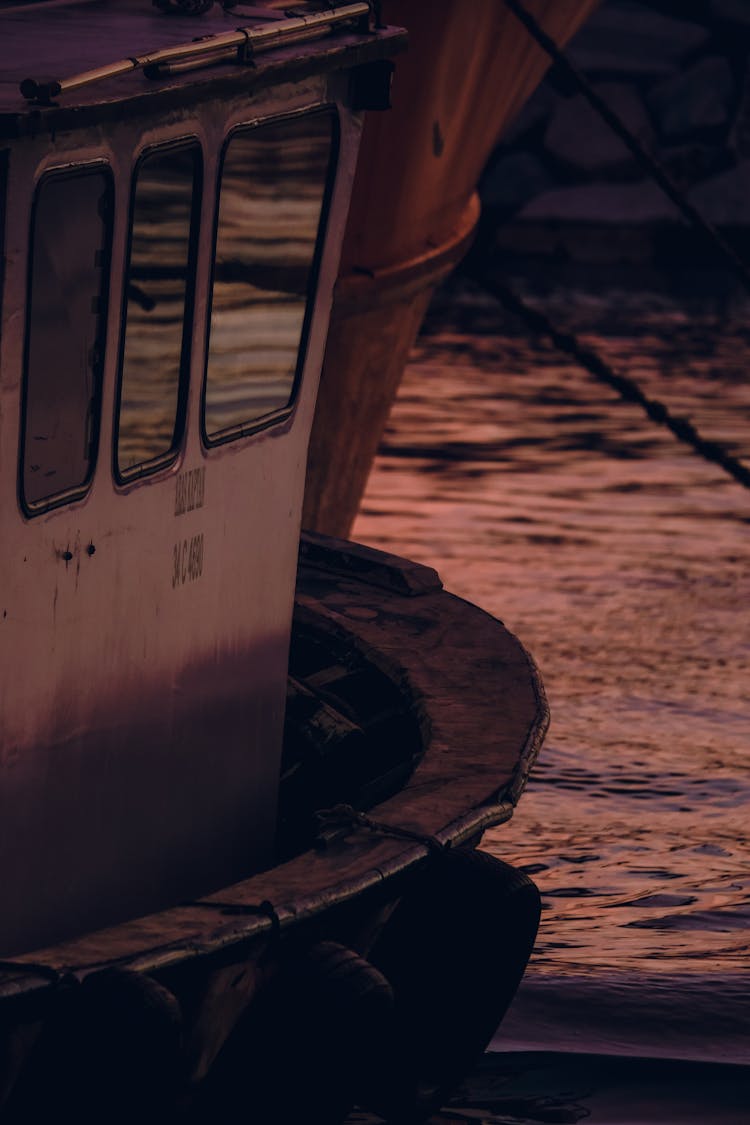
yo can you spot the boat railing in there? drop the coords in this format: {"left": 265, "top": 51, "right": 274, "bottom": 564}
{"left": 20, "top": 1, "right": 372, "bottom": 103}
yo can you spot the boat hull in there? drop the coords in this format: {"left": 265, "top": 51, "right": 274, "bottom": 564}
{"left": 303, "top": 0, "right": 601, "bottom": 535}
{"left": 0, "top": 533, "right": 547, "bottom": 1121}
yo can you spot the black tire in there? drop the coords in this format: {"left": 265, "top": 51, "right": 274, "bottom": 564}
{"left": 198, "top": 941, "right": 394, "bottom": 1125}
{"left": 364, "top": 848, "right": 540, "bottom": 1123}
{"left": 3, "top": 968, "right": 183, "bottom": 1125}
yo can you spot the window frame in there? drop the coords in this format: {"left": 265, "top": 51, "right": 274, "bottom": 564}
{"left": 19, "top": 160, "right": 114, "bottom": 517}
{"left": 201, "top": 105, "right": 340, "bottom": 450}
{"left": 113, "top": 135, "right": 203, "bottom": 486}
{"left": 0, "top": 149, "right": 7, "bottom": 366}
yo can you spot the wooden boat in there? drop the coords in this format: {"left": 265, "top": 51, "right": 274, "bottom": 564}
{"left": 0, "top": 1, "right": 564, "bottom": 1120}
{"left": 304, "top": 0, "right": 601, "bottom": 536}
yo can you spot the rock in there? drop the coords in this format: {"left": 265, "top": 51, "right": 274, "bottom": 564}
{"left": 687, "top": 160, "right": 750, "bottom": 225}
{"left": 499, "top": 84, "right": 558, "bottom": 147}
{"left": 480, "top": 151, "right": 554, "bottom": 212}
{"left": 544, "top": 83, "right": 653, "bottom": 175}
{"left": 710, "top": 0, "right": 750, "bottom": 26}
{"left": 660, "top": 143, "right": 726, "bottom": 191}
{"left": 517, "top": 180, "right": 677, "bottom": 224}
{"left": 648, "top": 57, "right": 735, "bottom": 139}
{"left": 729, "top": 69, "right": 750, "bottom": 158}
{"left": 566, "top": 1, "right": 708, "bottom": 78}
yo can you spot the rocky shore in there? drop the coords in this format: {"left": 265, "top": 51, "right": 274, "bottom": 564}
{"left": 482, "top": 0, "right": 750, "bottom": 267}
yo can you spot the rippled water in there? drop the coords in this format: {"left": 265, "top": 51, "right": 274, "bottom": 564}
{"left": 352, "top": 268, "right": 750, "bottom": 1069}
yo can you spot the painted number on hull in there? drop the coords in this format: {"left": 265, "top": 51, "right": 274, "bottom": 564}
{"left": 172, "top": 533, "right": 204, "bottom": 588}
{"left": 175, "top": 467, "right": 205, "bottom": 516}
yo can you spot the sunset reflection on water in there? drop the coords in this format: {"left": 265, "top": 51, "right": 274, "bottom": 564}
{"left": 353, "top": 271, "right": 750, "bottom": 1056}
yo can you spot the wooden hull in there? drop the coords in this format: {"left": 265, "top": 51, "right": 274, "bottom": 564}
{"left": 0, "top": 534, "right": 548, "bottom": 1121}
{"left": 304, "top": 0, "right": 601, "bottom": 536}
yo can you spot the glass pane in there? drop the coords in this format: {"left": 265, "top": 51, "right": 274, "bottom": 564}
{"left": 205, "top": 113, "right": 334, "bottom": 440}
{"left": 22, "top": 168, "right": 111, "bottom": 508}
{"left": 117, "top": 144, "right": 198, "bottom": 476}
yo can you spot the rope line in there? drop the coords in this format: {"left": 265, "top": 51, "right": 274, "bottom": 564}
{"left": 467, "top": 266, "right": 750, "bottom": 490}
{"left": 502, "top": 0, "right": 750, "bottom": 297}
{"left": 315, "top": 804, "right": 446, "bottom": 852}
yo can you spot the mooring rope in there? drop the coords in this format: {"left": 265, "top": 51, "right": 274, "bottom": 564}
{"left": 469, "top": 1, "right": 750, "bottom": 488}
{"left": 465, "top": 264, "right": 750, "bottom": 490}
{"left": 502, "top": 0, "right": 750, "bottom": 297}
{"left": 193, "top": 897, "right": 283, "bottom": 940}
{"left": 315, "top": 804, "right": 447, "bottom": 852}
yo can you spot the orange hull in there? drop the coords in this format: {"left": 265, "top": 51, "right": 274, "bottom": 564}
{"left": 304, "top": 0, "right": 599, "bottom": 535}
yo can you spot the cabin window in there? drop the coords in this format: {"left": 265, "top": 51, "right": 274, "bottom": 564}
{"left": 204, "top": 111, "right": 336, "bottom": 444}
{"left": 116, "top": 141, "right": 200, "bottom": 479}
{"left": 21, "top": 165, "right": 113, "bottom": 511}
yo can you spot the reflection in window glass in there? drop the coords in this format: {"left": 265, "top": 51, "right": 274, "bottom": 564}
{"left": 205, "top": 113, "right": 334, "bottom": 440}
{"left": 22, "top": 167, "right": 112, "bottom": 508}
{"left": 117, "top": 144, "right": 199, "bottom": 476}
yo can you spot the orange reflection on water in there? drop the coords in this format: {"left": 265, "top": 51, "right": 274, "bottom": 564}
{"left": 354, "top": 274, "right": 750, "bottom": 987}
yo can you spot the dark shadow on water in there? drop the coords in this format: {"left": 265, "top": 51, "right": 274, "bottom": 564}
{"left": 447, "top": 1050, "right": 750, "bottom": 1125}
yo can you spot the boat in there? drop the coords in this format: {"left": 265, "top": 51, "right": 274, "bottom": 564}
{"left": 0, "top": 1, "right": 590, "bottom": 1120}
{"left": 303, "top": 0, "right": 601, "bottom": 536}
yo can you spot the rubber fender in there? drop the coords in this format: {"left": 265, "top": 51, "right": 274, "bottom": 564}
{"left": 2, "top": 967, "right": 182, "bottom": 1124}
{"left": 197, "top": 940, "right": 394, "bottom": 1125}
{"left": 364, "top": 848, "right": 541, "bottom": 1123}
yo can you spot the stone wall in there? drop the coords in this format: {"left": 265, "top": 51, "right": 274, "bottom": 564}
{"left": 481, "top": 0, "right": 750, "bottom": 265}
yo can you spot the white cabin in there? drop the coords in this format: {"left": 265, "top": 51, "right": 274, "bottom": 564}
{"left": 0, "top": 0, "right": 402, "bottom": 954}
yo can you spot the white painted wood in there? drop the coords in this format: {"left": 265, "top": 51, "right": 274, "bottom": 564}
{"left": 0, "top": 68, "right": 363, "bottom": 955}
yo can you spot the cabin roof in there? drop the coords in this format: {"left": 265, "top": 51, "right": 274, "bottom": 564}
{"left": 0, "top": 0, "right": 406, "bottom": 138}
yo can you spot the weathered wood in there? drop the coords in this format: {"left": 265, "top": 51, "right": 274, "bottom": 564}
{"left": 0, "top": 0, "right": 407, "bottom": 136}
{"left": 299, "top": 529, "right": 442, "bottom": 596}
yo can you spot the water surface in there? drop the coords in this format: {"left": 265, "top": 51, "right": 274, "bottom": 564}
{"left": 352, "top": 269, "right": 750, "bottom": 1073}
